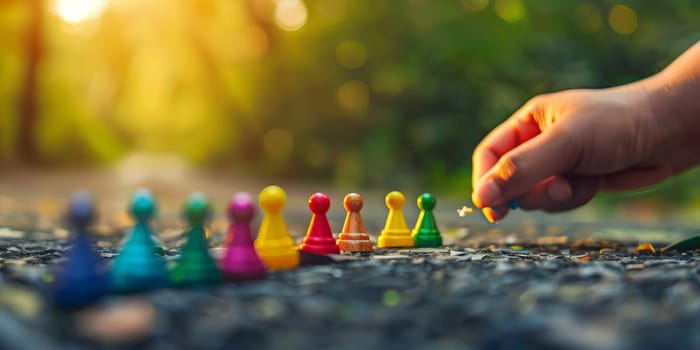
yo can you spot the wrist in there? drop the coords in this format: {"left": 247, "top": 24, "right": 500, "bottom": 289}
{"left": 641, "top": 71, "right": 700, "bottom": 172}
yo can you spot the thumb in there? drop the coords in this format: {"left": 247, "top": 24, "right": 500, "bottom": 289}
{"left": 472, "top": 128, "right": 579, "bottom": 208}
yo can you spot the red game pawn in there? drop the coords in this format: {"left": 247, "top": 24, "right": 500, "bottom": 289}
{"left": 299, "top": 193, "right": 340, "bottom": 255}
{"left": 221, "top": 193, "right": 267, "bottom": 281}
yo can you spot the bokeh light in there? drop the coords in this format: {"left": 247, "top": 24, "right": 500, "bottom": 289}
{"left": 274, "top": 0, "right": 308, "bottom": 32}
{"left": 493, "top": 0, "right": 525, "bottom": 23}
{"left": 52, "top": 0, "right": 109, "bottom": 24}
{"left": 608, "top": 4, "right": 638, "bottom": 35}
{"left": 335, "top": 41, "right": 367, "bottom": 69}
{"left": 337, "top": 80, "right": 370, "bottom": 112}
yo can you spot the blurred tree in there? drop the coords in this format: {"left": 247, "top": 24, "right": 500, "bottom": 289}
{"left": 1, "top": 0, "right": 700, "bottom": 205}
{"left": 17, "top": 0, "right": 42, "bottom": 162}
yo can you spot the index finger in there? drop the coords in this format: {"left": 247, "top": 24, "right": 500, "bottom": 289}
{"left": 472, "top": 103, "right": 543, "bottom": 190}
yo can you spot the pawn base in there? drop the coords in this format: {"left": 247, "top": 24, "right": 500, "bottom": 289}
{"left": 258, "top": 249, "right": 300, "bottom": 270}
{"left": 299, "top": 243, "right": 340, "bottom": 255}
{"left": 412, "top": 234, "right": 443, "bottom": 248}
{"left": 338, "top": 239, "right": 373, "bottom": 252}
{"left": 377, "top": 231, "right": 415, "bottom": 248}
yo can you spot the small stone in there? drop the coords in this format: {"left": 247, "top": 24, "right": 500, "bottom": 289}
{"left": 372, "top": 254, "right": 412, "bottom": 260}
{"left": 625, "top": 264, "right": 646, "bottom": 270}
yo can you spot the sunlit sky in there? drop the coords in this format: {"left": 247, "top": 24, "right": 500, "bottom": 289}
{"left": 52, "top": 0, "right": 310, "bottom": 32}
{"left": 52, "top": 0, "right": 109, "bottom": 24}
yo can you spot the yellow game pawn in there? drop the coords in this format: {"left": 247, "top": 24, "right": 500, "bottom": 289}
{"left": 254, "top": 185, "right": 300, "bottom": 270}
{"left": 377, "top": 191, "right": 415, "bottom": 248}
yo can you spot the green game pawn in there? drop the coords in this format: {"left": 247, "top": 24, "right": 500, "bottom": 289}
{"left": 112, "top": 189, "right": 168, "bottom": 293}
{"left": 411, "top": 193, "right": 443, "bottom": 248}
{"left": 169, "top": 192, "right": 222, "bottom": 288}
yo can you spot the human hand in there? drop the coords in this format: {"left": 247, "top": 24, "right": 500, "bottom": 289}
{"left": 471, "top": 82, "right": 696, "bottom": 222}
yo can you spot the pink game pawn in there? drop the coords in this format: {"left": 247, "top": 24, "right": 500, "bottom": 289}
{"left": 299, "top": 193, "right": 340, "bottom": 255}
{"left": 221, "top": 193, "right": 267, "bottom": 281}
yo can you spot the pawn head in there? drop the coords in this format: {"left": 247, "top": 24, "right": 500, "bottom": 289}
{"left": 417, "top": 192, "right": 436, "bottom": 211}
{"left": 129, "top": 189, "right": 156, "bottom": 221}
{"left": 259, "top": 185, "right": 286, "bottom": 213}
{"left": 67, "top": 191, "right": 96, "bottom": 228}
{"left": 227, "top": 192, "right": 256, "bottom": 222}
{"left": 183, "top": 192, "right": 212, "bottom": 223}
{"left": 308, "top": 192, "right": 330, "bottom": 214}
{"left": 343, "top": 193, "right": 363, "bottom": 212}
{"left": 385, "top": 191, "right": 405, "bottom": 210}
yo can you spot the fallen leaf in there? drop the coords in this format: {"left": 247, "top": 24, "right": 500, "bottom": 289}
{"left": 633, "top": 242, "right": 656, "bottom": 254}
{"left": 661, "top": 235, "right": 700, "bottom": 252}
{"left": 599, "top": 248, "right": 616, "bottom": 254}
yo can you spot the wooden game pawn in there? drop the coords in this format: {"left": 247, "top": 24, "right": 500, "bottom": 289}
{"left": 337, "top": 193, "right": 373, "bottom": 253}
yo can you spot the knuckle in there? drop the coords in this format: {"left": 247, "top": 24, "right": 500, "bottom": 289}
{"left": 526, "top": 94, "right": 549, "bottom": 110}
{"left": 498, "top": 153, "right": 526, "bottom": 182}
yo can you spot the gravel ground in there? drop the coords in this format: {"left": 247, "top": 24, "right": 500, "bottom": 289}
{"left": 0, "top": 166, "right": 698, "bottom": 350}
{"left": 0, "top": 224, "right": 698, "bottom": 350}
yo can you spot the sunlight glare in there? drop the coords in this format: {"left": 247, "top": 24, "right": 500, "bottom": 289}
{"left": 53, "top": 0, "right": 109, "bottom": 24}
{"left": 274, "top": 0, "right": 308, "bottom": 32}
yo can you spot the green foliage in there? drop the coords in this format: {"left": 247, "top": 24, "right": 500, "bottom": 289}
{"left": 1, "top": 0, "right": 700, "bottom": 202}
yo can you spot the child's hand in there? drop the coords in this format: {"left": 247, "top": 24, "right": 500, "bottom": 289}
{"left": 471, "top": 55, "right": 700, "bottom": 222}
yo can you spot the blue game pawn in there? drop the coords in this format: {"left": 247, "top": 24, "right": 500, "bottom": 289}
{"left": 111, "top": 189, "right": 168, "bottom": 293}
{"left": 53, "top": 191, "right": 110, "bottom": 309}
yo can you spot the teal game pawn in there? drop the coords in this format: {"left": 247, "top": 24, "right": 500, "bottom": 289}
{"left": 411, "top": 193, "right": 443, "bottom": 248}
{"left": 120, "top": 189, "right": 163, "bottom": 254}
{"left": 111, "top": 189, "right": 168, "bottom": 293}
{"left": 169, "top": 193, "right": 222, "bottom": 288}
{"left": 53, "top": 191, "right": 110, "bottom": 309}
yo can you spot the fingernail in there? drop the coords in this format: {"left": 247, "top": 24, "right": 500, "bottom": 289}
{"left": 548, "top": 179, "right": 573, "bottom": 202}
{"left": 473, "top": 178, "right": 502, "bottom": 208}
{"left": 482, "top": 207, "right": 501, "bottom": 223}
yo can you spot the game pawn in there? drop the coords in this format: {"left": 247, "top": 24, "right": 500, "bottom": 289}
{"left": 169, "top": 192, "right": 222, "bottom": 288}
{"left": 299, "top": 193, "right": 340, "bottom": 255}
{"left": 377, "top": 191, "right": 415, "bottom": 248}
{"left": 53, "top": 191, "right": 110, "bottom": 309}
{"left": 336, "top": 193, "right": 373, "bottom": 253}
{"left": 221, "top": 193, "right": 267, "bottom": 281}
{"left": 119, "top": 189, "right": 163, "bottom": 254}
{"left": 111, "top": 189, "right": 168, "bottom": 293}
{"left": 254, "top": 185, "right": 299, "bottom": 270}
{"left": 411, "top": 192, "right": 443, "bottom": 248}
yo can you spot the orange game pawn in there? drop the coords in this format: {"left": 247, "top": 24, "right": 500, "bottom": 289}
{"left": 337, "top": 193, "right": 373, "bottom": 253}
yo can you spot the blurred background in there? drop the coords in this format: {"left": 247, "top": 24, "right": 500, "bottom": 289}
{"left": 0, "top": 0, "right": 700, "bottom": 229}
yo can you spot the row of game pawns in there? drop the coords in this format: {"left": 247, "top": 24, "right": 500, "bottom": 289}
{"left": 52, "top": 186, "right": 442, "bottom": 309}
